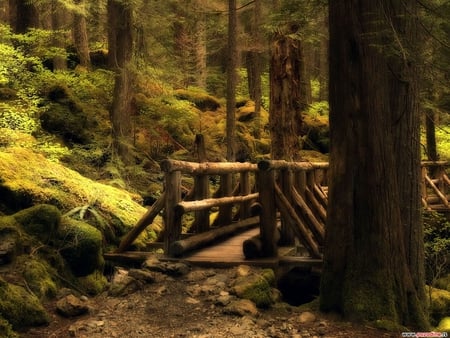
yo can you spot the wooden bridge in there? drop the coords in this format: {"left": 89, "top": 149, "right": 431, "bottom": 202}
{"left": 106, "top": 160, "right": 449, "bottom": 268}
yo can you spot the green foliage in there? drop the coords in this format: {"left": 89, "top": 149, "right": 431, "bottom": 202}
{"left": 19, "top": 256, "right": 59, "bottom": 300}
{"left": 0, "top": 316, "right": 18, "bottom": 338}
{"left": 424, "top": 211, "right": 450, "bottom": 285}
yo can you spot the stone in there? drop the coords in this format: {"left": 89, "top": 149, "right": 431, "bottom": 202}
{"left": 298, "top": 311, "right": 316, "bottom": 323}
{"left": 56, "top": 294, "right": 89, "bottom": 317}
{"left": 128, "top": 268, "right": 156, "bottom": 283}
{"left": 223, "top": 299, "right": 258, "bottom": 317}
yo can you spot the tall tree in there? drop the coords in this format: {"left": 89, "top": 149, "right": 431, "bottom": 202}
{"left": 72, "top": 0, "right": 91, "bottom": 68}
{"left": 10, "top": 0, "right": 39, "bottom": 33}
{"left": 320, "top": 0, "right": 428, "bottom": 329}
{"left": 107, "top": 0, "right": 134, "bottom": 164}
{"left": 226, "top": 0, "right": 237, "bottom": 162}
{"left": 243, "top": 0, "right": 264, "bottom": 139}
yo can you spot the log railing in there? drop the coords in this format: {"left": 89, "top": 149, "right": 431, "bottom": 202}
{"left": 117, "top": 160, "right": 449, "bottom": 258}
{"left": 160, "top": 159, "right": 259, "bottom": 256}
{"left": 421, "top": 161, "right": 450, "bottom": 210}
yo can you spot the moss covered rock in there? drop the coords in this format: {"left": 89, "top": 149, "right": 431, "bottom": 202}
{"left": 78, "top": 270, "right": 108, "bottom": 295}
{"left": 428, "top": 287, "right": 450, "bottom": 325}
{"left": 232, "top": 269, "right": 276, "bottom": 308}
{"left": 19, "top": 256, "right": 58, "bottom": 300}
{"left": 13, "top": 204, "right": 61, "bottom": 243}
{"left": 0, "top": 277, "right": 49, "bottom": 329}
{"left": 57, "top": 217, "right": 103, "bottom": 277}
{"left": 0, "top": 148, "right": 152, "bottom": 246}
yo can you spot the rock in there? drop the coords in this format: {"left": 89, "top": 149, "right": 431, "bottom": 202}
{"left": 232, "top": 269, "right": 276, "bottom": 308}
{"left": 13, "top": 204, "right": 61, "bottom": 243}
{"left": 57, "top": 217, "right": 103, "bottom": 277}
{"left": 223, "top": 299, "right": 258, "bottom": 317}
{"left": 56, "top": 294, "right": 89, "bottom": 317}
{"left": 109, "top": 275, "right": 142, "bottom": 297}
{"left": 142, "top": 260, "right": 190, "bottom": 277}
{"left": 298, "top": 311, "right": 316, "bottom": 323}
{"left": 128, "top": 268, "right": 157, "bottom": 283}
{"left": 236, "top": 264, "right": 252, "bottom": 277}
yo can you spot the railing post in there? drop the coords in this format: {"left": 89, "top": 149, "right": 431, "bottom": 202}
{"left": 193, "top": 173, "right": 209, "bottom": 233}
{"left": 164, "top": 170, "right": 182, "bottom": 255}
{"left": 216, "top": 173, "right": 233, "bottom": 226}
{"left": 257, "top": 161, "right": 277, "bottom": 257}
{"left": 239, "top": 171, "right": 252, "bottom": 219}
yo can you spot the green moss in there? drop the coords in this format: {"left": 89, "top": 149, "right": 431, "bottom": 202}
{"left": 0, "top": 277, "right": 49, "bottom": 329}
{"left": 233, "top": 269, "right": 276, "bottom": 309}
{"left": 0, "top": 148, "right": 150, "bottom": 245}
{"left": 437, "top": 317, "right": 450, "bottom": 331}
{"left": 0, "top": 316, "right": 19, "bottom": 338}
{"left": 18, "top": 256, "right": 58, "bottom": 300}
{"left": 57, "top": 217, "right": 104, "bottom": 277}
{"left": 14, "top": 204, "right": 61, "bottom": 243}
{"left": 428, "top": 287, "right": 450, "bottom": 325}
{"left": 371, "top": 319, "right": 408, "bottom": 332}
{"left": 77, "top": 270, "right": 108, "bottom": 295}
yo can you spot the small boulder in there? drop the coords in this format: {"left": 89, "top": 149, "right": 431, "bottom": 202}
{"left": 298, "top": 311, "right": 316, "bottom": 323}
{"left": 13, "top": 204, "right": 61, "bottom": 243}
{"left": 224, "top": 299, "right": 259, "bottom": 317}
{"left": 56, "top": 294, "right": 89, "bottom": 317}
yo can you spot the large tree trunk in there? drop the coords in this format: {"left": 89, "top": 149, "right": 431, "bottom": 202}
{"left": 72, "top": 0, "right": 91, "bottom": 69}
{"left": 107, "top": 0, "right": 134, "bottom": 164}
{"left": 320, "top": 0, "right": 428, "bottom": 329}
{"left": 269, "top": 27, "right": 306, "bottom": 161}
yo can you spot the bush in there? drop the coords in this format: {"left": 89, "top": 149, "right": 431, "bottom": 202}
{"left": 424, "top": 211, "right": 450, "bottom": 285}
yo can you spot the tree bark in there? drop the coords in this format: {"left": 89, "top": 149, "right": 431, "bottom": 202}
{"left": 107, "top": 0, "right": 134, "bottom": 164}
{"left": 12, "top": 0, "right": 39, "bottom": 33}
{"left": 72, "top": 0, "right": 91, "bottom": 69}
{"left": 226, "top": 0, "right": 237, "bottom": 162}
{"left": 320, "top": 0, "right": 428, "bottom": 329}
{"left": 269, "top": 27, "right": 306, "bottom": 161}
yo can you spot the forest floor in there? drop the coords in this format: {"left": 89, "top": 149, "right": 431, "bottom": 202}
{"left": 18, "top": 261, "right": 402, "bottom": 338}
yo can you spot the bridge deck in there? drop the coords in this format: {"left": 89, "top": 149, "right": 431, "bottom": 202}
{"left": 106, "top": 226, "right": 322, "bottom": 269}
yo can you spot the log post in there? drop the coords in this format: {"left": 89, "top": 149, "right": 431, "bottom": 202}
{"left": 421, "top": 166, "right": 429, "bottom": 209}
{"left": 216, "top": 173, "right": 233, "bottom": 226}
{"left": 164, "top": 170, "right": 182, "bottom": 255}
{"left": 239, "top": 171, "right": 252, "bottom": 219}
{"left": 257, "top": 161, "right": 277, "bottom": 257}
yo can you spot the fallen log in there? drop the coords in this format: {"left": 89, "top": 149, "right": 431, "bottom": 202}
{"left": 169, "top": 216, "right": 260, "bottom": 257}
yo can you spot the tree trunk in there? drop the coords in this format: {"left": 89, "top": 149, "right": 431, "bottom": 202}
{"left": 226, "top": 0, "right": 237, "bottom": 162}
{"left": 269, "top": 28, "right": 305, "bottom": 161}
{"left": 425, "top": 109, "right": 439, "bottom": 162}
{"left": 51, "top": 0, "right": 68, "bottom": 71}
{"left": 320, "top": 0, "right": 428, "bottom": 329}
{"left": 12, "top": 0, "right": 39, "bottom": 33}
{"left": 72, "top": 0, "right": 91, "bottom": 69}
{"left": 107, "top": 0, "right": 134, "bottom": 164}
{"left": 194, "top": 8, "right": 207, "bottom": 89}
{"left": 245, "top": 0, "right": 263, "bottom": 139}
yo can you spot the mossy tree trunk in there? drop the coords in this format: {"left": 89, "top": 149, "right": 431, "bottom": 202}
{"left": 107, "top": 0, "right": 134, "bottom": 164}
{"left": 320, "top": 0, "right": 428, "bottom": 329}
